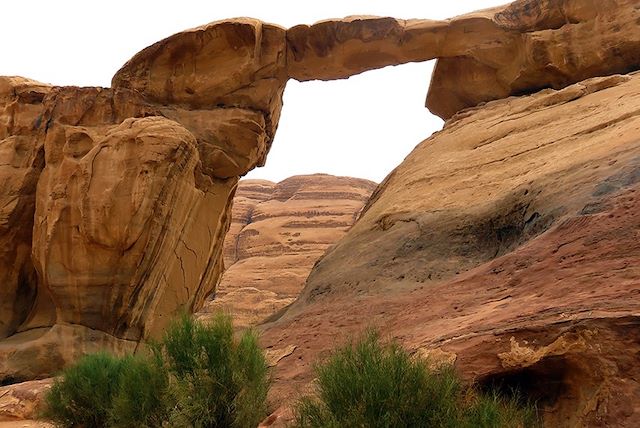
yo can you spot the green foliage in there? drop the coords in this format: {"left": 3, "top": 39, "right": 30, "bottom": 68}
{"left": 42, "top": 313, "right": 269, "bottom": 428}
{"left": 108, "top": 354, "right": 169, "bottom": 427}
{"left": 462, "top": 391, "right": 541, "bottom": 428}
{"left": 294, "top": 331, "right": 539, "bottom": 428}
{"left": 42, "top": 352, "right": 124, "bottom": 428}
{"left": 163, "top": 313, "right": 269, "bottom": 428}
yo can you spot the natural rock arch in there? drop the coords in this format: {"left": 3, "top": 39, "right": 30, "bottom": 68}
{"left": 1, "top": 0, "right": 639, "bottom": 381}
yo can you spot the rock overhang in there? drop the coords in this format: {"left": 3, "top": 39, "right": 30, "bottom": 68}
{"left": 109, "top": 0, "right": 640, "bottom": 122}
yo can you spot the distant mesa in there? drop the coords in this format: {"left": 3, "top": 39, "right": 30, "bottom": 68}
{"left": 197, "top": 174, "right": 376, "bottom": 328}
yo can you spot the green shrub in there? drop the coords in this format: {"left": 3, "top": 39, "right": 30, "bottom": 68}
{"left": 42, "top": 352, "right": 124, "bottom": 428}
{"left": 42, "top": 312, "right": 269, "bottom": 428}
{"left": 108, "top": 354, "right": 169, "bottom": 427}
{"left": 163, "top": 313, "right": 269, "bottom": 428}
{"left": 462, "top": 390, "right": 540, "bottom": 428}
{"left": 294, "top": 331, "right": 539, "bottom": 428}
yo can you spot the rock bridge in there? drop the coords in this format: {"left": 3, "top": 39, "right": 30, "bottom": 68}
{"left": 1, "top": 0, "right": 639, "bottom": 381}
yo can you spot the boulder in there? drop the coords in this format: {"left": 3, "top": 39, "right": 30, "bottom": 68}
{"left": 0, "top": 378, "right": 52, "bottom": 422}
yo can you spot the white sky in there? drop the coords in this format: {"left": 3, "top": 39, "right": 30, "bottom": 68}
{"left": 2, "top": 0, "right": 507, "bottom": 183}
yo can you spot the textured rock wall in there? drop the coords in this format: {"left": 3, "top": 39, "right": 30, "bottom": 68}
{"left": 0, "top": 78, "right": 50, "bottom": 340}
{"left": 286, "top": 0, "right": 640, "bottom": 119}
{"left": 0, "top": 78, "right": 244, "bottom": 382}
{"left": 197, "top": 175, "right": 376, "bottom": 328}
{"left": 3, "top": 0, "right": 640, "bottom": 391}
{"left": 0, "top": 19, "right": 288, "bottom": 382}
{"left": 262, "top": 73, "right": 640, "bottom": 427}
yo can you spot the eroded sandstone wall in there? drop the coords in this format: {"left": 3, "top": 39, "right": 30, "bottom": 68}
{"left": 197, "top": 175, "right": 376, "bottom": 328}
{"left": 2, "top": 0, "right": 640, "bottom": 393}
{"left": 0, "top": 81, "right": 242, "bottom": 382}
{"left": 0, "top": 19, "right": 288, "bottom": 382}
{"left": 263, "top": 73, "right": 640, "bottom": 427}
{"left": 0, "top": 78, "right": 49, "bottom": 340}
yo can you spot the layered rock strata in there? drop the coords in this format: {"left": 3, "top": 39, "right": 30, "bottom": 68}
{"left": 197, "top": 175, "right": 376, "bottom": 328}
{"left": 262, "top": 73, "right": 640, "bottom": 427}
{"left": 0, "top": 19, "right": 288, "bottom": 382}
{"left": 2, "top": 0, "right": 640, "bottom": 398}
{"left": 287, "top": 0, "right": 640, "bottom": 119}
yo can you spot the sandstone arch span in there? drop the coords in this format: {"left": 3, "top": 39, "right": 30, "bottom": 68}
{"left": 1, "top": 0, "right": 639, "bottom": 381}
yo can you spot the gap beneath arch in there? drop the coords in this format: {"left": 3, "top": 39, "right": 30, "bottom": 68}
{"left": 246, "top": 61, "right": 442, "bottom": 183}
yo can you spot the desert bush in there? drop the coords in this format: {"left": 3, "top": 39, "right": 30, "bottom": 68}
{"left": 462, "top": 390, "right": 540, "bottom": 428}
{"left": 108, "top": 353, "right": 169, "bottom": 427}
{"left": 42, "top": 312, "right": 269, "bottom": 428}
{"left": 294, "top": 331, "right": 539, "bottom": 428}
{"left": 42, "top": 352, "right": 124, "bottom": 428}
{"left": 162, "top": 313, "right": 269, "bottom": 428}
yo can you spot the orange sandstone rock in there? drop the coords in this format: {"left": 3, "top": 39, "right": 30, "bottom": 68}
{"left": 0, "top": 78, "right": 51, "bottom": 340}
{"left": 0, "top": 81, "right": 242, "bottom": 381}
{"left": 286, "top": 0, "right": 640, "bottom": 119}
{"left": 198, "top": 175, "right": 376, "bottom": 328}
{"left": 0, "top": 18, "right": 296, "bottom": 382}
{"left": 0, "top": 378, "right": 52, "bottom": 424}
{"left": 262, "top": 73, "right": 640, "bottom": 427}
{"left": 112, "top": 18, "right": 288, "bottom": 147}
{"left": 3, "top": 2, "right": 640, "bottom": 410}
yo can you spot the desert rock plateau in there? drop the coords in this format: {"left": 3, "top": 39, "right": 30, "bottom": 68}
{"left": 2, "top": 0, "right": 640, "bottom": 426}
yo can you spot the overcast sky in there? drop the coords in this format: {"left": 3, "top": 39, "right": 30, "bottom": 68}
{"left": 2, "top": 0, "right": 507, "bottom": 183}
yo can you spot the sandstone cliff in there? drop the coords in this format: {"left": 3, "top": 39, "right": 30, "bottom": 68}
{"left": 0, "top": 19, "right": 288, "bottom": 382}
{"left": 197, "top": 175, "right": 376, "bottom": 328}
{"left": 0, "top": 78, "right": 242, "bottom": 382}
{"left": 262, "top": 73, "right": 640, "bottom": 427}
{"left": 1, "top": 3, "right": 640, "bottom": 427}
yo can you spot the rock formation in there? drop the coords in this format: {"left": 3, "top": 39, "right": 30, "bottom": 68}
{"left": 197, "top": 175, "right": 376, "bottom": 328}
{"left": 287, "top": 0, "right": 640, "bottom": 119}
{"left": 0, "top": 19, "right": 286, "bottom": 382}
{"left": 262, "top": 73, "right": 640, "bottom": 427}
{"left": 0, "top": 77, "right": 240, "bottom": 381}
{"left": 0, "top": 379, "right": 51, "bottom": 423}
{"left": 0, "top": 77, "right": 49, "bottom": 341}
{"left": 2, "top": 2, "right": 640, "bottom": 426}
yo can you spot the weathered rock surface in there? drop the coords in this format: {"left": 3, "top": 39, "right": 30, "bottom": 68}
{"left": 262, "top": 73, "right": 640, "bottom": 427}
{"left": 0, "top": 78, "right": 50, "bottom": 340}
{"left": 429, "top": 0, "right": 640, "bottom": 119}
{"left": 197, "top": 175, "right": 376, "bottom": 328}
{"left": 0, "top": 379, "right": 51, "bottom": 422}
{"left": 112, "top": 18, "right": 288, "bottom": 155}
{"left": 0, "top": 22, "right": 275, "bottom": 381}
{"left": 0, "top": 74, "right": 249, "bottom": 381}
{"left": 287, "top": 0, "right": 640, "bottom": 119}
{"left": 3, "top": 4, "right": 640, "bottom": 420}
